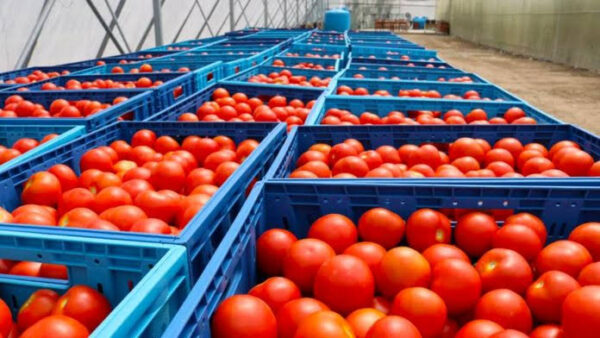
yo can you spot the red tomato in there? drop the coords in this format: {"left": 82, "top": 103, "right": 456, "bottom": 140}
{"left": 561, "top": 285, "right": 600, "bottom": 338}
{"left": 355, "top": 208, "right": 405, "bottom": 250}
{"left": 21, "top": 171, "right": 62, "bottom": 207}
{"left": 130, "top": 218, "right": 171, "bottom": 234}
{"left": 455, "top": 212, "right": 499, "bottom": 257}
{"left": 494, "top": 138, "right": 524, "bottom": 160}
{"left": 535, "top": 240, "right": 592, "bottom": 278}
{"left": 79, "top": 148, "right": 114, "bottom": 172}
{"left": 391, "top": 287, "right": 447, "bottom": 337}
{"left": 431, "top": 259, "right": 482, "bottom": 315}
{"left": 375, "top": 247, "right": 431, "bottom": 298}
{"left": 568, "top": 222, "right": 600, "bottom": 261}
{"left": 58, "top": 208, "right": 98, "bottom": 228}
{"left": 314, "top": 255, "right": 375, "bottom": 315}
{"left": 39, "top": 263, "right": 67, "bottom": 279}
{"left": 449, "top": 138, "right": 485, "bottom": 163}
{"left": 276, "top": 298, "right": 329, "bottom": 338}
{"left": 131, "top": 129, "right": 156, "bottom": 147}
{"left": 99, "top": 205, "right": 147, "bottom": 231}
{"left": 475, "top": 289, "right": 532, "bottom": 333}
{"left": 578, "top": 261, "right": 600, "bottom": 285}
{"left": 504, "top": 213, "right": 547, "bottom": 244}
{"left": 308, "top": 214, "right": 357, "bottom": 254}
{"left": 212, "top": 295, "right": 276, "bottom": 338}
{"left": 422, "top": 243, "right": 470, "bottom": 267}
{"left": 455, "top": 320, "right": 503, "bottom": 338}
{"left": 47, "top": 164, "right": 78, "bottom": 191}
{"left": 283, "top": 239, "right": 335, "bottom": 293}
{"left": 0, "top": 299, "right": 11, "bottom": 338}
{"left": 93, "top": 186, "right": 132, "bottom": 213}
{"left": 346, "top": 308, "right": 385, "bottom": 338}
{"left": 476, "top": 248, "right": 532, "bottom": 294}
{"left": 20, "top": 315, "right": 89, "bottom": 338}
{"left": 249, "top": 277, "right": 301, "bottom": 313}
{"left": 150, "top": 160, "right": 186, "bottom": 192}
{"left": 52, "top": 285, "right": 111, "bottom": 332}
{"left": 332, "top": 156, "right": 370, "bottom": 177}
{"left": 9, "top": 261, "right": 41, "bottom": 277}
{"left": 529, "top": 324, "right": 563, "bottom": 338}
{"left": 343, "top": 242, "right": 386, "bottom": 275}
{"left": 492, "top": 224, "right": 543, "bottom": 261}
{"left": 17, "top": 289, "right": 59, "bottom": 331}
{"left": 406, "top": 208, "right": 451, "bottom": 252}
{"left": 134, "top": 190, "right": 179, "bottom": 224}
{"left": 365, "top": 315, "right": 421, "bottom": 338}
{"left": 256, "top": 229, "right": 297, "bottom": 276}
{"left": 526, "top": 270, "right": 580, "bottom": 323}
{"left": 58, "top": 188, "right": 95, "bottom": 214}
{"left": 489, "top": 329, "right": 529, "bottom": 338}
{"left": 120, "top": 179, "right": 153, "bottom": 200}
{"left": 294, "top": 311, "right": 354, "bottom": 338}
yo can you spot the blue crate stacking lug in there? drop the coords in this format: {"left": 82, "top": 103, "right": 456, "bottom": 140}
{"left": 264, "top": 124, "right": 600, "bottom": 184}
{"left": 0, "top": 229, "right": 189, "bottom": 337}
{"left": 307, "top": 95, "right": 560, "bottom": 125}
{"left": 162, "top": 181, "right": 600, "bottom": 337}
{"left": 342, "top": 67, "right": 488, "bottom": 83}
{"left": 223, "top": 65, "right": 338, "bottom": 84}
{"left": 0, "top": 121, "right": 286, "bottom": 281}
{"left": 0, "top": 90, "right": 154, "bottom": 130}
{"left": 269, "top": 55, "right": 341, "bottom": 70}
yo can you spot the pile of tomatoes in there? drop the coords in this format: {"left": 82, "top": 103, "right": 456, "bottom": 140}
{"left": 0, "top": 135, "right": 57, "bottom": 164}
{"left": 0, "top": 70, "right": 70, "bottom": 85}
{"left": 212, "top": 208, "right": 600, "bottom": 338}
{"left": 247, "top": 70, "right": 331, "bottom": 87}
{"left": 0, "top": 259, "right": 66, "bottom": 279}
{"left": 0, "top": 129, "right": 258, "bottom": 234}
{"left": 288, "top": 137, "right": 599, "bottom": 178}
{"left": 109, "top": 63, "right": 191, "bottom": 74}
{"left": 0, "top": 94, "right": 127, "bottom": 119}
{"left": 33, "top": 76, "right": 167, "bottom": 91}
{"left": 351, "top": 73, "right": 474, "bottom": 83}
{"left": 336, "top": 85, "right": 498, "bottom": 101}
{"left": 176, "top": 87, "right": 315, "bottom": 130}
{"left": 321, "top": 107, "right": 536, "bottom": 126}
{"left": 0, "top": 285, "right": 111, "bottom": 337}
{"left": 272, "top": 59, "right": 336, "bottom": 70}
{"left": 284, "top": 52, "right": 341, "bottom": 59}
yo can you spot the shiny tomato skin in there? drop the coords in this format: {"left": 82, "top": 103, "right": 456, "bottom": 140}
{"left": 343, "top": 242, "right": 386, "bottom": 275}
{"left": 535, "top": 240, "right": 592, "bottom": 278}
{"left": 212, "top": 294, "right": 277, "bottom": 338}
{"left": 475, "top": 248, "right": 533, "bottom": 295}
{"left": 256, "top": 229, "right": 298, "bottom": 276}
{"left": 561, "top": 285, "right": 600, "bottom": 338}
{"left": 455, "top": 212, "right": 499, "bottom": 257}
{"left": 0, "top": 299, "right": 11, "bottom": 338}
{"left": 283, "top": 239, "right": 336, "bottom": 293}
{"left": 578, "top": 261, "right": 600, "bottom": 285}
{"left": 455, "top": 320, "right": 503, "bottom": 338}
{"left": 17, "top": 289, "right": 59, "bottom": 331}
{"left": 276, "top": 298, "right": 329, "bottom": 338}
{"left": 431, "top": 259, "right": 482, "bottom": 316}
{"left": 39, "top": 263, "right": 68, "bottom": 279}
{"left": 568, "top": 222, "right": 600, "bottom": 261}
{"left": 52, "top": 285, "right": 111, "bottom": 332}
{"left": 134, "top": 190, "right": 179, "bottom": 224}
{"left": 422, "top": 243, "right": 470, "bottom": 267}
{"left": 150, "top": 160, "right": 186, "bottom": 192}
{"left": 99, "top": 205, "right": 147, "bottom": 231}
{"left": 308, "top": 214, "right": 358, "bottom": 254}
{"left": 365, "top": 315, "right": 421, "bottom": 338}
{"left": 504, "top": 212, "right": 547, "bottom": 244}
{"left": 346, "top": 308, "right": 385, "bottom": 338}
{"left": 130, "top": 218, "right": 171, "bottom": 234}
{"left": 9, "top": 261, "right": 41, "bottom": 277}
{"left": 20, "top": 315, "right": 89, "bottom": 338}
{"left": 391, "top": 287, "right": 447, "bottom": 337}
{"left": 475, "top": 289, "right": 532, "bottom": 333}
{"left": 492, "top": 224, "right": 543, "bottom": 261}
{"left": 58, "top": 188, "right": 95, "bottom": 214}
{"left": 375, "top": 247, "right": 431, "bottom": 298}
{"left": 406, "top": 208, "right": 452, "bottom": 251}
{"left": 294, "top": 310, "right": 354, "bottom": 338}
{"left": 357, "top": 208, "right": 405, "bottom": 249}
{"left": 21, "top": 171, "right": 62, "bottom": 207}
{"left": 529, "top": 324, "right": 563, "bottom": 338}
{"left": 48, "top": 164, "right": 78, "bottom": 191}
{"left": 526, "top": 270, "right": 580, "bottom": 323}
{"left": 249, "top": 277, "right": 301, "bottom": 315}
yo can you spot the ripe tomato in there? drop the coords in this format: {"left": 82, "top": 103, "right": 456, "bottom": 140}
{"left": 131, "top": 129, "right": 156, "bottom": 147}
{"left": 475, "top": 289, "right": 532, "bottom": 333}
{"left": 494, "top": 138, "right": 523, "bottom": 160}
{"left": 454, "top": 319, "right": 503, "bottom": 338}
{"left": 276, "top": 298, "right": 329, "bottom": 338}
{"left": 134, "top": 190, "right": 179, "bottom": 224}
{"left": 204, "top": 150, "right": 236, "bottom": 171}
{"left": 431, "top": 259, "right": 482, "bottom": 315}
{"left": 504, "top": 212, "right": 547, "bottom": 244}
{"left": 343, "top": 242, "right": 386, "bottom": 274}
{"left": 346, "top": 308, "right": 385, "bottom": 338}
{"left": 314, "top": 255, "right": 375, "bottom": 315}
{"left": 283, "top": 239, "right": 335, "bottom": 293}
{"left": 365, "top": 315, "right": 421, "bottom": 338}
{"left": 568, "top": 222, "right": 600, "bottom": 261}
{"left": 375, "top": 247, "right": 431, "bottom": 298}
{"left": 48, "top": 164, "right": 78, "bottom": 191}
{"left": 17, "top": 289, "right": 59, "bottom": 331}
{"left": 449, "top": 138, "right": 485, "bottom": 163}
{"left": 578, "top": 261, "right": 600, "bottom": 285}
{"left": 455, "top": 212, "right": 499, "bottom": 257}
{"left": 58, "top": 188, "right": 95, "bottom": 214}
{"left": 58, "top": 208, "right": 98, "bottom": 228}
{"left": 535, "top": 240, "right": 592, "bottom": 278}
{"left": 492, "top": 224, "right": 542, "bottom": 261}
{"left": 79, "top": 148, "right": 114, "bottom": 172}
{"left": 120, "top": 179, "right": 153, "bottom": 200}
{"left": 212, "top": 295, "right": 276, "bottom": 338}
{"left": 308, "top": 214, "right": 358, "bottom": 254}
{"left": 20, "top": 315, "right": 89, "bottom": 338}
{"left": 21, "top": 171, "right": 62, "bottom": 207}
{"left": 93, "top": 186, "right": 132, "bottom": 213}
{"left": 406, "top": 208, "right": 451, "bottom": 251}
{"left": 391, "top": 287, "right": 447, "bottom": 337}
{"left": 476, "top": 248, "right": 532, "bottom": 294}
{"left": 561, "top": 286, "right": 600, "bottom": 338}
{"left": 294, "top": 310, "right": 354, "bottom": 338}
{"left": 150, "top": 160, "right": 185, "bottom": 192}
{"left": 9, "top": 261, "right": 41, "bottom": 277}
{"left": 99, "top": 205, "right": 147, "bottom": 231}
{"left": 52, "top": 285, "right": 111, "bottom": 332}
{"left": 0, "top": 299, "right": 11, "bottom": 338}
{"left": 249, "top": 277, "right": 301, "bottom": 313}
{"left": 130, "top": 218, "right": 171, "bottom": 234}
{"left": 39, "top": 263, "right": 67, "bottom": 279}
{"left": 332, "top": 156, "right": 370, "bottom": 177}
{"left": 256, "top": 229, "right": 297, "bottom": 276}
{"left": 529, "top": 325, "right": 563, "bottom": 338}
{"left": 526, "top": 270, "right": 580, "bottom": 323}
{"left": 422, "top": 243, "right": 470, "bottom": 267}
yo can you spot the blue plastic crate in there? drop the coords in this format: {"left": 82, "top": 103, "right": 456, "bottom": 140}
{"left": 264, "top": 124, "right": 600, "bottom": 182}
{"left": 0, "top": 121, "right": 286, "bottom": 281}
{"left": 286, "top": 42, "right": 348, "bottom": 54}
{"left": 332, "top": 78, "right": 523, "bottom": 102}
{"left": 351, "top": 59, "right": 456, "bottom": 69}
{"left": 224, "top": 65, "right": 338, "bottom": 85}
{"left": 142, "top": 37, "right": 226, "bottom": 52}
{"left": 162, "top": 180, "right": 600, "bottom": 337}
{"left": 80, "top": 60, "right": 215, "bottom": 75}
{"left": 306, "top": 95, "right": 560, "bottom": 125}
{"left": 270, "top": 55, "right": 341, "bottom": 70}
{"left": 0, "top": 65, "right": 94, "bottom": 91}
{"left": 351, "top": 45, "right": 440, "bottom": 61}
{"left": 0, "top": 90, "right": 154, "bottom": 130}
{"left": 352, "top": 40, "right": 425, "bottom": 49}
{"left": 342, "top": 67, "right": 488, "bottom": 83}
{"left": 0, "top": 123, "right": 85, "bottom": 172}
{"left": 147, "top": 81, "right": 325, "bottom": 122}
{"left": 152, "top": 53, "right": 266, "bottom": 77}
{"left": 0, "top": 230, "right": 189, "bottom": 337}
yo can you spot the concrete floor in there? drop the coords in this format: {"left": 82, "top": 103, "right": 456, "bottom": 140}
{"left": 400, "top": 34, "right": 600, "bottom": 134}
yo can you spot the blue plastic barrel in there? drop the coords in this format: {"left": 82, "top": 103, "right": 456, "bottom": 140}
{"left": 324, "top": 9, "right": 350, "bottom": 32}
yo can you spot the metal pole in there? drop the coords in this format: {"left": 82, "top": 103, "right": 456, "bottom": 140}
{"left": 103, "top": 0, "right": 131, "bottom": 52}
{"left": 296, "top": 0, "right": 299, "bottom": 27}
{"left": 304, "top": 0, "right": 308, "bottom": 24}
{"left": 15, "top": 0, "right": 56, "bottom": 69}
{"left": 97, "top": 0, "right": 126, "bottom": 58}
{"left": 136, "top": 0, "right": 167, "bottom": 50}
{"left": 283, "top": 0, "right": 288, "bottom": 28}
{"left": 172, "top": 1, "right": 198, "bottom": 43}
{"left": 195, "top": 0, "right": 219, "bottom": 38}
{"left": 86, "top": 0, "right": 126, "bottom": 54}
{"left": 152, "top": 0, "right": 164, "bottom": 46}
{"left": 229, "top": 0, "right": 235, "bottom": 31}
{"left": 263, "top": 0, "right": 268, "bottom": 27}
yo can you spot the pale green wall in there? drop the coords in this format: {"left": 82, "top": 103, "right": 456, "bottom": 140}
{"left": 436, "top": 0, "right": 600, "bottom": 71}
